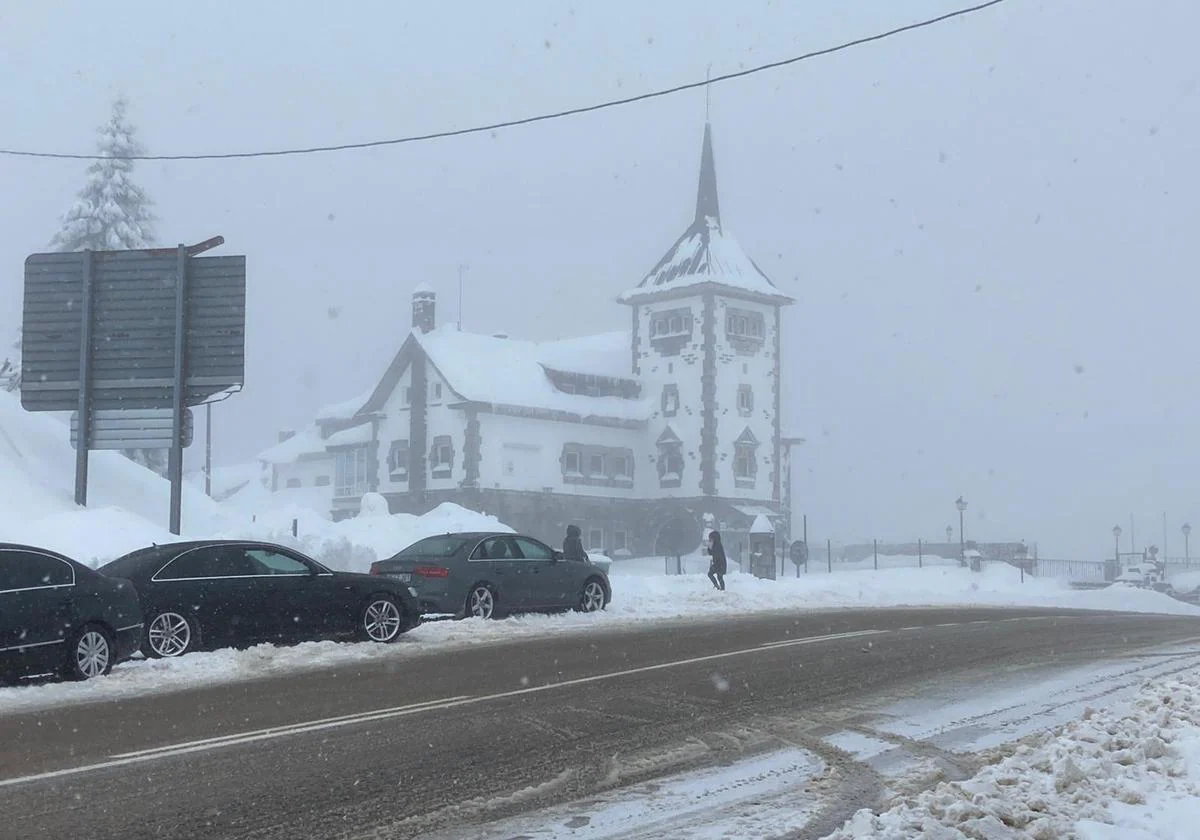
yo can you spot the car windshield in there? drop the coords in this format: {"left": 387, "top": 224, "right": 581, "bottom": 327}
{"left": 395, "top": 536, "right": 469, "bottom": 558}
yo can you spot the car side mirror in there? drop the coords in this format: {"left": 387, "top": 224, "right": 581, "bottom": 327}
{"left": 552, "top": 550, "right": 564, "bottom": 562}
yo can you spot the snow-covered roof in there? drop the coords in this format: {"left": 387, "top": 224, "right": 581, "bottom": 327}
{"left": 324, "top": 422, "right": 372, "bottom": 448}
{"left": 316, "top": 390, "right": 373, "bottom": 422}
{"left": 750, "top": 514, "right": 776, "bottom": 534}
{"left": 414, "top": 327, "right": 649, "bottom": 422}
{"left": 257, "top": 426, "right": 326, "bottom": 465}
{"left": 536, "top": 331, "right": 631, "bottom": 378}
{"left": 618, "top": 123, "right": 793, "bottom": 305}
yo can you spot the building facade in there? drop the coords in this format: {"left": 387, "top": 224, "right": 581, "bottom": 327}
{"left": 260, "top": 123, "right": 797, "bottom": 562}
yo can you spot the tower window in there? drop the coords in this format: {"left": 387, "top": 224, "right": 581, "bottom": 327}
{"left": 737, "top": 385, "right": 754, "bottom": 416}
{"left": 726, "top": 308, "right": 766, "bottom": 342}
{"left": 662, "top": 384, "right": 680, "bottom": 417}
{"left": 656, "top": 427, "right": 684, "bottom": 489}
{"left": 650, "top": 307, "right": 693, "bottom": 340}
{"left": 733, "top": 427, "right": 759, "bottom": 488}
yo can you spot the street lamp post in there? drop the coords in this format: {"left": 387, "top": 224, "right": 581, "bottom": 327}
{"left": 1183, "top": 523, "right": 1192, "bottom": 563}
{"left": 956, "top": 496, "right": 968, "bottom": 567}
{"left": 1113, "top": 525, "right": 1122, "bottom": 563}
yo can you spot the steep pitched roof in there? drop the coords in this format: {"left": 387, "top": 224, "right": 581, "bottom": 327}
{"left": 618, "top": 123, "right": 793, "bottom": 305}
{"left": 358, "top": 326, "right": 648, "bottom": 422}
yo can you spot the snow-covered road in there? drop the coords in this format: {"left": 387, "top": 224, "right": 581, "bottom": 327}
{"left": 2, "top": 563, "right": 1197, "bottom": 715}
{"left": 436, "top": 642, "right": 1200, "bottom": 839}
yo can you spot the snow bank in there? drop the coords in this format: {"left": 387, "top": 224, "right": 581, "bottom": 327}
{"left": 0, "top": 391, "right": 236, "bottom": 557}
{"left": 221, "top": 501, "right": 512, "bottom": 573}
{"left": 609, "top": 561, "right": 1200, "bottom": 618}
{"left": 829, "top": 669, "right": 1200, "bottom": 839}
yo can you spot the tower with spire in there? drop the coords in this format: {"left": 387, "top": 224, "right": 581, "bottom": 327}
{"left": 620, "top": 122, "right": 794, "bottom": 510}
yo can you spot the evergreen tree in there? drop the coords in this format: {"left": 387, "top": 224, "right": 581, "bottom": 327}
{"left": 50, "top": 98, "right": 165, "bottom": 475}
{"left": 50, "top": 98, "right": 156, "bottom": 252}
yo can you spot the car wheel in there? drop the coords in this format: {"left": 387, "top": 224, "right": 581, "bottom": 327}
{"left": 577, "top": 579, "right": 607, "bottom": 613}
{"left": 144, "top": 611, "right": 197, "bottom": 658}
{"left": 65, "top": 624, "right": 113, "bottom": 680}
{"left": 465, "top": 584, "right": 497, "bottom": 619}
{"left": 360, "top": 595, "right": 405, "bottom": 643}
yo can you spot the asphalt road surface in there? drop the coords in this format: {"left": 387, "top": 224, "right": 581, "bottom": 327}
{"left": 2, "top": 606, "right": 1198, "bottom": 840}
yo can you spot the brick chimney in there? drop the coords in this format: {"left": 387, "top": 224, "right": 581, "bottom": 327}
{"left": 412, "top": 284, "right": 436, "bottom": 333}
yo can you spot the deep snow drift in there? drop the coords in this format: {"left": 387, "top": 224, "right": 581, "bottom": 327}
{"left": 830, "top": 667, "right": 1200, "bottom": 839}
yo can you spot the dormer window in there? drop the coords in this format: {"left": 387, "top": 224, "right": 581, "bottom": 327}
{"left": 656, "top": 427, "right": 684, "bottom": 489}
{"left": 733, "top": 427, "right": 759, "bottom": 489}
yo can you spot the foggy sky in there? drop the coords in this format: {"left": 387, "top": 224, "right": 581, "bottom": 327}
{"left": 2, "top": 0, "right": 1197, "bottom": 561}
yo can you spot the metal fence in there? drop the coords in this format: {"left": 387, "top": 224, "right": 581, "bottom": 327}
{"left": 1025, "top": 558, "right": 1108, "bottom": 584}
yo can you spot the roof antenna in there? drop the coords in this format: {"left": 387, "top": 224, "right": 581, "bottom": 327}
{"left": 705, "top": 64, "right": 712, "bottom": 121}
{"left": 457, "top": 263, "right": 469, "bottom": 332}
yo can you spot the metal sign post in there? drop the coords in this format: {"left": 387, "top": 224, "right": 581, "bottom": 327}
{"left": 22, "top": 236, "right": 245, "bottom": 534}
{"left": 168, "top": 244, "right": 190, "bottom": 534}
{"left": 73, "top": 251, "right": 94, "bottom": 506}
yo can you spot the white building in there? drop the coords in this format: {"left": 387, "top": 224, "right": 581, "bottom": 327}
{"left": 259, "top": 123, "right": 797, "bottom": 561}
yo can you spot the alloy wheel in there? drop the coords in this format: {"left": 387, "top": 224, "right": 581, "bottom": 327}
{"left": 148, "top": 612, "right": 192, "bottom": 657}
{"left": 363, "top": 599, "right": 402, "bottom": 642}
{"left": 468, "top": 587, "right": 495, "bottom": 619}
{"left": 580, "top": 581, "right": 606, "bottom": 613}
{"left": 75, "top": 630, "right": 111, "bottom": 679}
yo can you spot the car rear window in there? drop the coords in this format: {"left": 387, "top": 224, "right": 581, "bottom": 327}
{"left": 394, "top": 536, "right": 469, "bottom": 558}
{"left": 99, "top": 548, "right": 165, "bottom": 579}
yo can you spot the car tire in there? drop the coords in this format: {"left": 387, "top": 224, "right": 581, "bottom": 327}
{"left": 465, "top": 584, "right": 499, "bottom": 620}
{"left": 576, "top": 578, "right": 607, "bottom": 613}
{"left": 143, "top": 611, "right": 198, "bottom": 658}
{"left": 359, "top": 594, "right": 406, "bottom": 643}
{"left": 64, "top": 624, "right": 114, "bottom": 681}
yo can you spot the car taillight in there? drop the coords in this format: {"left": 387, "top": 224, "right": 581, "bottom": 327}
{"left": 369, "top": 563, "right": 381, "bottom": 576}
{"left": 413, "top": 565, "right": 450, "bottom": 578}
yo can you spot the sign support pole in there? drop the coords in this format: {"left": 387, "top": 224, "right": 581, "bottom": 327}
{"left": 168, "top": 244, "right": 190, "bottom": 534}
{"left": 205, "top": 402, "right": 213, "bottom": 497}
{"left": 73, "top": 250, "right": 94, "bottom": 507}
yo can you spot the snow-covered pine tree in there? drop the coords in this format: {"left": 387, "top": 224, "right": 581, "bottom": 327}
{"left": 50, "top": 98, "right": 166, "bottom": 476}
{"left": 49, "top": 98, "right": 157, "bottom": 252}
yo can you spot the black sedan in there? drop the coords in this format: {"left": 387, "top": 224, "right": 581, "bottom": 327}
{"left": 370, "top": 532, "right": 612, "bottom": 619}
{"left": 0, "top": 543, "right": 143, "bottom": 681}
{"left": 99, "top": 540, "right": 422, "bottom": 658}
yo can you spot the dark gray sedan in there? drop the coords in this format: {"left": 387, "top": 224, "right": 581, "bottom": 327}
{"left": 370, "top": 532, "right": 611, "bottom": 619}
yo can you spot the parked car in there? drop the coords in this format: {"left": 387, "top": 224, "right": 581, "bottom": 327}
{"left": 98, "top": 540, "right": 421, "bottom": 658}
{"left": 0, "top": 543, "right": 143, "bottom": 681}
{"left": 370, "top": 531, "right": 612, "bottom": 619}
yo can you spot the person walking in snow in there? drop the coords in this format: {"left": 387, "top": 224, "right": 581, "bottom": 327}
{"left": 563, "top": 524, "right": 587, "bottom": 562}
{"left": 707, "top": 530, "right": 727, "bottom": 591}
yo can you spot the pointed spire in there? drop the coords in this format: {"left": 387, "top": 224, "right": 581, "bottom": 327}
{"left": 695, "top": 122, "right": 720, "bottom": 224}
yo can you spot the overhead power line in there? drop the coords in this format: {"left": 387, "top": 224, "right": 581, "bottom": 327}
{"left": 1, "top": 0, "right": 1008, "bottom": 162}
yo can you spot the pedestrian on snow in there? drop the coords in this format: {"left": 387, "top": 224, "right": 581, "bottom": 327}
{"left": 563, "top": 524, "right": 587, "bottom": 562}
{"left": 707, "top": 530, "right": 727, "bottom": 591}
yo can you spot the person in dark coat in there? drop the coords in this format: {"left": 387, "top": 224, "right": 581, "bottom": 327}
{"left": 707, "top": 530, "right": 727, "bottom": 591}
{"left": 563, "top": 524, "right": 587, "bottom": 562}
